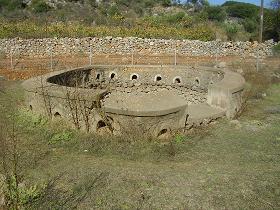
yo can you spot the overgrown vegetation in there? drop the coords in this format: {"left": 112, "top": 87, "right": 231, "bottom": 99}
{"left": 0, "top": 0, "right": 279, "bottom": 41}
{"left": 272, "top": 43, "right": 280, "bottom": 55}
{"left": 0, "top": 16, "right": 214, "bottom": 40}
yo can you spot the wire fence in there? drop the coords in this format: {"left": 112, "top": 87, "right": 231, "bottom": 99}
{"left": 0, "top": 47, "right": 206, "bottom": 72}
{"left": 0, "top": 43, "right": 263, "bottom": 79}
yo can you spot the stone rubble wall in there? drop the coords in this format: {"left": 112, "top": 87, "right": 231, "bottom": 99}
{"left": 0, "top": 37, "right": 278, "bottom": 58}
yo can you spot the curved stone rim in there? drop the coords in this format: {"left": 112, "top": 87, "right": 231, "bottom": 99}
{"left": 22, "top": 64, "right": 245, "bottom": 121}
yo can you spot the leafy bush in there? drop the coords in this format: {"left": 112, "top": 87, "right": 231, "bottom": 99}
{"left": 161, "top": 0, "right": 172, "bottom": 7}
{"left": 205, "top": 6, "right": 227, "bottom": 22}
{"left": 241, "top": 18, "right": 258, "bottom": 33}
{"left": 108, "top": 4, "right": 120, "bottom": 17}
{"left": 4, "top": 175, "right": 45, "bottom": 208}
{"left": 31, "top": 0, "right": 52, "bottom": 13}
{"left": 264, "top": 9, "right": 280, "bottom": 41}
{"left": 223, "top": 21, "right": 242, "bottom": 41}
{"left": 174, "top": 134, "right": 186, "bottom": 143}
{"left": 49, "top": 130, "right": 74, "bottom": 144}
{"left": 17, "top": 109, "right": 48, "bottom": 128}
{"left": 141, "top": 12, "right": 189, "bottom": 27}
{"left": 272, "top": 43, "right": 280, "bottom": 56}
{"left": 0, "top": 0, "right": 24, "bottom": 11}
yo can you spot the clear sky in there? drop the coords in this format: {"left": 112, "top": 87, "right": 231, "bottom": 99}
{"left": 208, "top": 0, "right": 271, "bottom": 7}
{"left": 182, "top": 0, "right": 272, "bottom": 7}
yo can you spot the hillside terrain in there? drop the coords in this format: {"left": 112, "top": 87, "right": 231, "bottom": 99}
{"left": 0, "top": 0, "right": 279, "bottom": 41}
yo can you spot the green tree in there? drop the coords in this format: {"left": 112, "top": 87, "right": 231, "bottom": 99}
{"left": 223, "top": 1, "right": 259, "bottom": 19}
{"left": 242, "top": 18, "right": 258, "bottom": 33}
{"left": 0, "top": 0, "right": 24, "bottom": 11}
{"left": 263, "top": 0, "right": 280, "bottom": 41}
{"left": 161, "top": 0, "right": 172, "bottom": 7}
{"left": 205, "top": 6, "right": 227, "bottom": 22}
{"left": 108, "top": 4, "right": 120, "bottom": 17}
{"left": 31, "top": 0, "right": 52, "bottom": 13}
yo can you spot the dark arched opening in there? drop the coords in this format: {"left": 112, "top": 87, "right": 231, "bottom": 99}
{"left": 195, "top": 78, "right": 200, "bottom": 86}
{"left": 96, "top": 73, "right": 100, "bottom": 80}
{"left": 175, "top": 78, "right": 181, "bottom": 84}
{"left": 54, "top": 112, "right": 61, "bottom": 117}
{"left": 156, "top": 76, "right": 162, "bottom": 81}
{"left": 97, "top": 120, "right": 106, "bottom": 129}
{"left": 158, "top": 128, "right": 168, "bottom": 137}
{"left": 110, "top": 73, "right": 116, "bottom": 79}
{"left": 131, "top": 74, "right": 138, "bottom": 80}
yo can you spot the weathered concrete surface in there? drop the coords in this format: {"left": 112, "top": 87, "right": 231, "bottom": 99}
{"left": 103, "top": 89, "right": 187, "bottom": 117}
{"left": 207, "top": 68, "right": 245, "bottom": 118}
{"left": 188, "top": 104, "right": 226, "bottom": 124}
{"left": 21, "top": 64, "right": 245, "bottom": 137}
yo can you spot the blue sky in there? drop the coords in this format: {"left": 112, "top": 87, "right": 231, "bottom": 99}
{"left": 207, "top": 0, "right": 271, "bottom": 7}
{"left": 182, "top": 0, "right": 272, "bottom": 7}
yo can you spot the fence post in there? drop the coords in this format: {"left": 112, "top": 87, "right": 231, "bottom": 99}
{"left": 131, "top": 48, "right": 134, "bottom": 65}
{"left": 89, "top": 45, "right": 92, "bottom": 66}
{"left": 256, "top": 51, "right": 259, "bottom": 72}
{"left": 174, "top": 44, "right": 177, "bottom": 66}
{"left": 50, "top": 49, "right": 53, "bottom": 71}
{"left": 215, "top": 48, "right": 218, "bottom": 65}
{"left": 10, "top": 49, "right": 13, "bottom": 70}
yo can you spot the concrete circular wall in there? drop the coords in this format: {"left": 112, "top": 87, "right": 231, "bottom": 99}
{"left": 22, "top": 64, "right": 245, "bottom": 137}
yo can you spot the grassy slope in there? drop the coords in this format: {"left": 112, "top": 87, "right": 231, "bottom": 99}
{"left": 1, "top": 81, "right": 280, "bottom": 209}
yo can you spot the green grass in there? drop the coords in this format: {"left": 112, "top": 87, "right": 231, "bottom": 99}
{"left": 1, "top": 81, "right": 280, "bottom": 209}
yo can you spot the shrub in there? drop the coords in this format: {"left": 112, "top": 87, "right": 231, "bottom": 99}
{"left": 205, "top": 6, "right": 227, "bottom": 22}
{"left": 193, "top": 10, "right": 208, "bottom": 22}
{"left": 4, "top": 175, "right": 45, "bottom": 208}
{"left": 141, "top": 12, "right": 188, "bottom": 27}
{"left": 49, "top": 130, "right": 73, "bottom": 144}
{"left": 242, "top": 18, "right": 258, "bottom": 33}
{"left": 0, "top": 0, "right": 24, "bottom": 11}
{"left": 272, "top": 43, "right": 280, "bottom": 56}
{"left": 223, "top": 21, "right": 242, "bottom": 41}
{"left": 166, "top": 12, "right": 186, "bottom": 23}
{"left": 0, "top": 20, "right": 215, "bottom": 41}
{"left": 31, "top": 0, "right": 52, "bottom": 13}
{"left": 108, "top": 4, "right": 120, "bottom": 17}
{"left": 264, "top": 9, "right": 280, "bottom": 41}
{"left": 161, "top": 0, "right": 172, "bottom": 7}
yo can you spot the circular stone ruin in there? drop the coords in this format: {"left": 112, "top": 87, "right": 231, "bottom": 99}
{"left": 22, "top": 64, "right": 245, "bottom": 137}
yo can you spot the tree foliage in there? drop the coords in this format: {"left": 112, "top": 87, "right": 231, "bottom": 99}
{"left": 0, "top": 0, "right": 279, "bottom": 41}
{"left": 222, "top": 1, "right": 259, "bottom": 19}
{"left": 30, "top": 0, "right": 52, "bottom": 13}
{"left": 205, "top": 6, "right": 227, "bottom": 22}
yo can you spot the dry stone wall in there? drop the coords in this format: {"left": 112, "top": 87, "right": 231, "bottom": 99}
{"left": 0, "top": 37, "right": 277, "bottom": 58}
